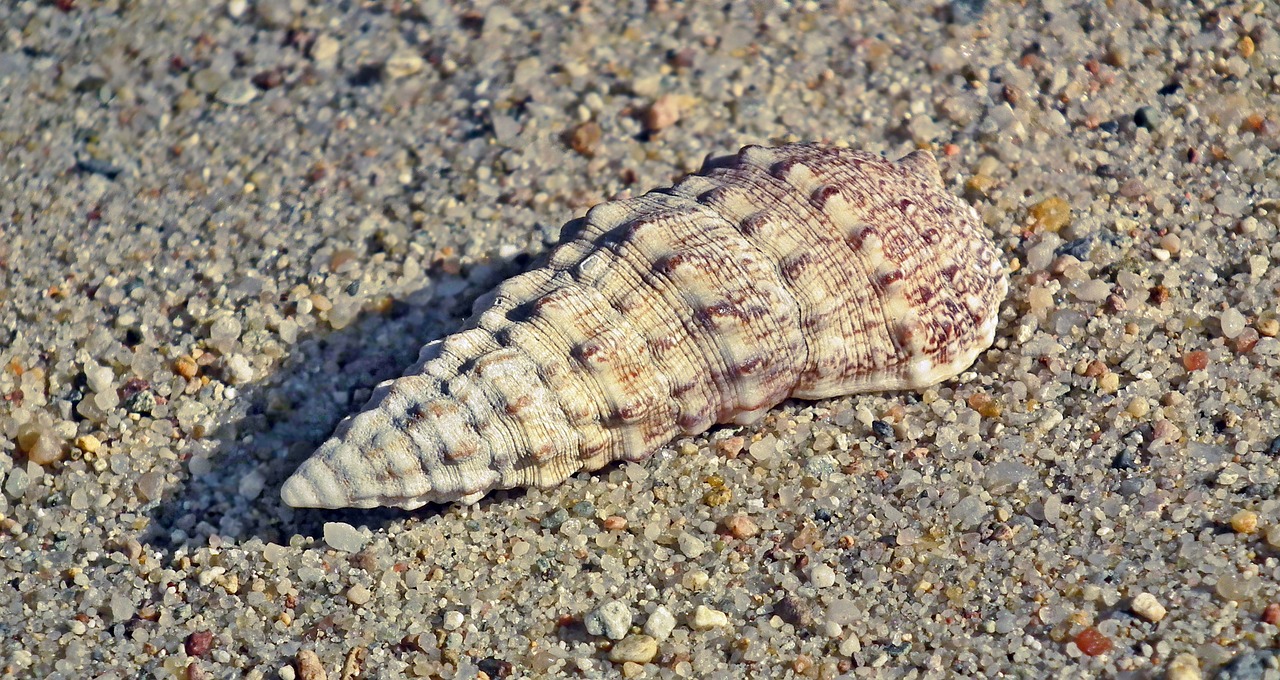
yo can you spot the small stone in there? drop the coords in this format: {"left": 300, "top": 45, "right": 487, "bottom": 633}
{"left": 256, "top": 0, "right": 295, "bottom": 27}
{"left": 585, "top": 601, "right": 632, "bottom": 640}
{"left": 17, "top": 423, "right": 65, "bottom": 465}
{"left": 185, "top": 630, "right": 214, "bottom": 657}
{"left": 208, "top": 317, "right": 241, "bottom": 352}
{"left": 644, "top": 606, "right": 676, "bottom": 640}
{"left": 222, "top": 354, "right": 253, "bottom": 384}
{"left": 385, "top": 51, "right": 425, "bottom": 79}
{"left": 215, "top": 80, "right": 257, "bottom": 105}
{"left": 442, "top": 611, "right": 464, "bottom": 631}
{"left": 1262, "top": 603, "right": 1280, "bottom": 625}
{"left": 690, "top": 605, "right": 729, "bottom": 630}
{"left": 4, "top": 466, "right": 30, "bottom": 498}
{"left": 190, "top": 68, "right": 227, "bottom": 94}
{"left": 345, "top": 584, "right": 372, "bottom": 606}
{"left": 1257, "top": 318, "right": 1279, "bottom": 338}
{"left": 677, "top": 532, "right": 706, "bottom": 558}
{"left": 311, "top": 35, "right": 340, "bottom": 65}
{"left": 1028, "top": 196, "right": 1071, "bottom": 232}
{"left": 1073, "top": 627, "right": 1112, "bottom": 656}
{"left": 774, "top": 595, "right": 815, "bottom": 628}
{"left": 602, "top": 515, "right": 627, "bottom": 531}
{"left": 1181, "top": 351, "right": 1208, "bottom": 372}
{"left": 135, "top": 471, "right": 165, "bottom": 503}
{"left": 1220, "top": 309, "right": 1247, "bottom": 339}
{"left": 809, "top": 564, "right": 836, "bottom": 589}
{"left": 323, "top": 522, "right": 369, "bottom": 552}
{"left": 1166, "top": 653, "right": 1201, "bottom": 680}
{"left": 1215, "top": 573, "right": 1260, "bottom": 602}
{"left": 123, "top": 389, "right": 157, "bottom": 415}
{"left": 644, "top": 94, "right": 680, "bottom": 132}
{"left": 295, "top": 650, "right": 327, "bottom": 680}
{"left": 608, "top": 634, "right": 658, "bottom": 664}
{"left": 84, "top": 363, "right": 114, "bottom": 393}
{"left": 173, "top": 355, "right": 199, "bottom": 379}
{"left": 1230, "top": 510, "right": 1258, "bottom": 534}
{"left": 566, "top": 121, "right": 603, "bottom": 157}
{"left": 722, "top": 513, "right": 760, "bottom": 539}
{"left": 1130, "top": 592, "right": 1167, "bottom": 623}
{"left": 1134, "top": 106, "right": 1164, "bottom": 130}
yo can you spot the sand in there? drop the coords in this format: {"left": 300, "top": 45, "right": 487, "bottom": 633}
{"left": 1, "top": 0, "right": 1278, "bottom": 678}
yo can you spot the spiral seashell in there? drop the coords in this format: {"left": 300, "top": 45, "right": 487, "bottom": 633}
{"left": 281, "top": 143, "right": 1007, "bottom": 509}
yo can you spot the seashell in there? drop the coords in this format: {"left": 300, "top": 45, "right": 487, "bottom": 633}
{"left": 281, "top": 143, "right": 1008, "bottom": 509}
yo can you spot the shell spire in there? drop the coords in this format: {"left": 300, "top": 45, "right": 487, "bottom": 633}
{"left": 281, "top": 143, "right": 1007, "bottom": 510}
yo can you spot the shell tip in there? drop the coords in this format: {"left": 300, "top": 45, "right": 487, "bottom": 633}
{"left": 281, "top": 466, "right": 343, "bottom": 509}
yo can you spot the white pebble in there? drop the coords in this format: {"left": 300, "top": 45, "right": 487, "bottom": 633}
{"left": 1219, "top": 308, "right": 1246, "bottom": 339}
{"left": 1130, "top": 592, "right": 1167, "bottom": 622}
{"left": 385, "top": 51, "right": 426, "bottom": 79}
{"left": 346, "top": 584, "right": 372, "bottom": 605}
{"left": 690, "top": 605, "right": 729, "bottom": 630}
{"left": 323, "top": 522, "right": 369, "bottom": 553}
{"left": 223, "top": 354, "right": 254, "bottom": 384}
{"left": 809, "top": 564, "right": 836, "bottom": 589}
{"left": 677, "top": 532, "right": 706, "bottom": 558}
{"left": 644, "top": 605, "right": 676, "bottom": 640}
{"left": 442, "top": 611, "right": 465, "bottom": 631}
{"left": 585, "top": 600, "right": 632, "bottom": 640}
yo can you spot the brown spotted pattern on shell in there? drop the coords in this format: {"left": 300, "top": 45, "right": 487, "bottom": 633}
{"left": 281, "top": 143, "right": 1008, "bottom": 509}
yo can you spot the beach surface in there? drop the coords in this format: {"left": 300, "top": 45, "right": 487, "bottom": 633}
{"left": 1, "top": 1, "right": 1279, "bottom": 678}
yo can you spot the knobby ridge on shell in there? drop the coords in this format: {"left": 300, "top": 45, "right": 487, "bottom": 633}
{"left": 281, "top": 143, "right": 1008, "bottom": 510}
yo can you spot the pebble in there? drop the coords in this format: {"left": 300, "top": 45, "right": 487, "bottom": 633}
{"left": 1215, "top": 573, "right": 1260, "bottom": 602}
{"left": 345, "top": 584, "right": 371, "bottom": 606}
{"left": 1130, "top": 592, "right": 1167, "bottom": 622}
{"left": 1073, "top": 627, "right": 1112, "bottom": 656}
{"left": 215, "top": 81, "right": 257, "bottom": 106}
{"left": 222, "top": 354, "right": 253, "bottom": 384}
{"left": 1220, "top": 309, "right": 1247, "bottom": 339}
{"left": 4, "top": 466, "right": 30, "bottom": 498}
{"left": 608, "top": 635, "right": 658, "bottom": 664}
{"left": 566, "top": 121, "right": 602, "bottom": 157}
{"left": 643, "top": 606, "right": 676, "bottom": 640}
{"left": 185, "top": 630, "right": 214, "bottom": 657}
{"left": 721, "top": 513, "right": 760, "bottom": 539}
{"left": 1230, "top": 510, "right": 1258, "bottom": 534}
{"left": 644, "top": 94, "right": 680, "bottom": 132}
{"left": 17, "top": 424, "right": 64, "bottom": 465}
{"left": 323, "top": 522, "right": 369, "bottom": 553}
{"left": 677, "top": 532, "right": 706, "bottom": 558}
{"left": 585, "top": 600, "right": 632, "bottom": 640}
{"left": 1166, "top": 653, "right": 1202, "bottom": 680}
{"left": 256, "top": 0, "right": 295, "bottom": 28}
{"left": 311, "top": 35, "right": 340, "bottom": 65}
{"left": 1028, "top": 196, "right": 1071, "bottom": 232}
{"left": 84, "top": 363, "right": 114, "bottom": 393}
{"left": 442, "top": 611, "right": 464, "bottom": 631}
{"left": 1134, "top": 105, "right": 1164, "bottom": 130}
{"left": 294, "top": 650, "right": 327, "bottom": 680}
{"left": 690, "top": 605, "right": 729, "bottom": 630}
{"left": 208, "top": 317, "right": 241, "bottom": 353}
{"left": 809, "top": 564, "right": 836, "bottom": 589}
{"left": 172, "top": 355, "right": 199, "bottom": 379}
{"left": 385, "top": 51, "right": 426, "bottom": 79}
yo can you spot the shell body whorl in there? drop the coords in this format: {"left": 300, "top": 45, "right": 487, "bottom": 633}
{"left": 281, "top": 143, "right": 1008, "bottom": 509}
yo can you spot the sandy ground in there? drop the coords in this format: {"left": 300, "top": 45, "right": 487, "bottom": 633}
{"left": 2, "top": 0, "right": 1279, "bottom": 678}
